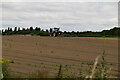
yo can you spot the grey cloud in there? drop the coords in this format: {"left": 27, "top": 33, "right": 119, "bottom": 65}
{"left": 2, "top": 2, "right": 118, "bottom": 31}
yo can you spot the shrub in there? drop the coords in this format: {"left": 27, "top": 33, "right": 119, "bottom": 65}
{"left": 0, "top": 57, "right": 11, "bottom": 78}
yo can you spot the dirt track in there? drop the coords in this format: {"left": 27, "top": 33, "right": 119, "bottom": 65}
{"left": 2, "top": 36, "right": 118, "bottom": 77}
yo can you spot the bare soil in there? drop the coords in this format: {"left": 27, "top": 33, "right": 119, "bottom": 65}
{"left": 2, "top": 36, "right": 118, "bottom": 77}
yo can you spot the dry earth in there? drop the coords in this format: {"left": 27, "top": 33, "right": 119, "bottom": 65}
{"left": 2, "top": 36, "right": 118, "bottom": 77}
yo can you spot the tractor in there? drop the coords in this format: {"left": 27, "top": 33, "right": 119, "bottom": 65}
{"left": 49, "top": 28, "right": 62, "bottom": 37}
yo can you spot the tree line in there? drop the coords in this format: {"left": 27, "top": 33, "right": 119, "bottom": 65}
{"left": 0, "top": 26, "right": 120, "bottom": 37}
{"left": 1, "top": 27, "right": 49, "bottom": 36}
{"left": 62, "top": 27, "right": 120, "bottom": 37}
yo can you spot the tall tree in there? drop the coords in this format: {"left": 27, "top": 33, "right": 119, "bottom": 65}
{"left": 30, "top": 27, "right": 33, "bottom": 31}
{"left": 22, "top": 28, "right": 26, "bottom": 31}
{"left": 18, "top": 27, "right": 20, "bottom": 31}
{"left": 38, "top": 27, "right": 41, "bottom": 31}
{"left": 46, "top": 29, "right": 49, "bottom": 32}
{"left": 35, "top": 27, "right": 38, "bottom": 31}
{"left": 14, "top": 27, "right": 17, "bottom": 31}
{"left": 9, "top": 28, "right": 12, "bottom": 31}
{"left": 8, "top": 27, "right": 10, "bottom": 31}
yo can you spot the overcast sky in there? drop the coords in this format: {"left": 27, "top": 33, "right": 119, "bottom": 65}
{"left": 1, "top": 2, "right": 118, "bottom": 31}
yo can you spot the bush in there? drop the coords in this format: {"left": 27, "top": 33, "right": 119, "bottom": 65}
{"left": 0, "top": 57, "right": 11, "bottom": 78}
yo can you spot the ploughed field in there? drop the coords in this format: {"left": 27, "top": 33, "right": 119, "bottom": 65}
{"left": 2, "top": 36, "right": 118, "bottom": 77}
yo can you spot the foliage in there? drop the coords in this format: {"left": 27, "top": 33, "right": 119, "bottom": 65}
{"left": 1, "top": 27, "right": 120, "bottom": 37}
{"left": 2, "top": 27, "right": 49, "bottom": 36}
{"left": 0, "top": 57, "right": 11, "bottom": 78}
{"left": 85, "top": 51, "right": 112, "bottom": 79}
{"left": 55, "top": 51, "right": 113, "bottom": 79}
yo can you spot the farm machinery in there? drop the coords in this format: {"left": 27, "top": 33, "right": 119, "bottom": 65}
{"left": 49, "top": 28, "right": 62, "bottom": 37}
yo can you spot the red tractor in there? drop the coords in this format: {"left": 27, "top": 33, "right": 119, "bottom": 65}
{"left": 49, "top": 28, "right": 62, "bottom": 37}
